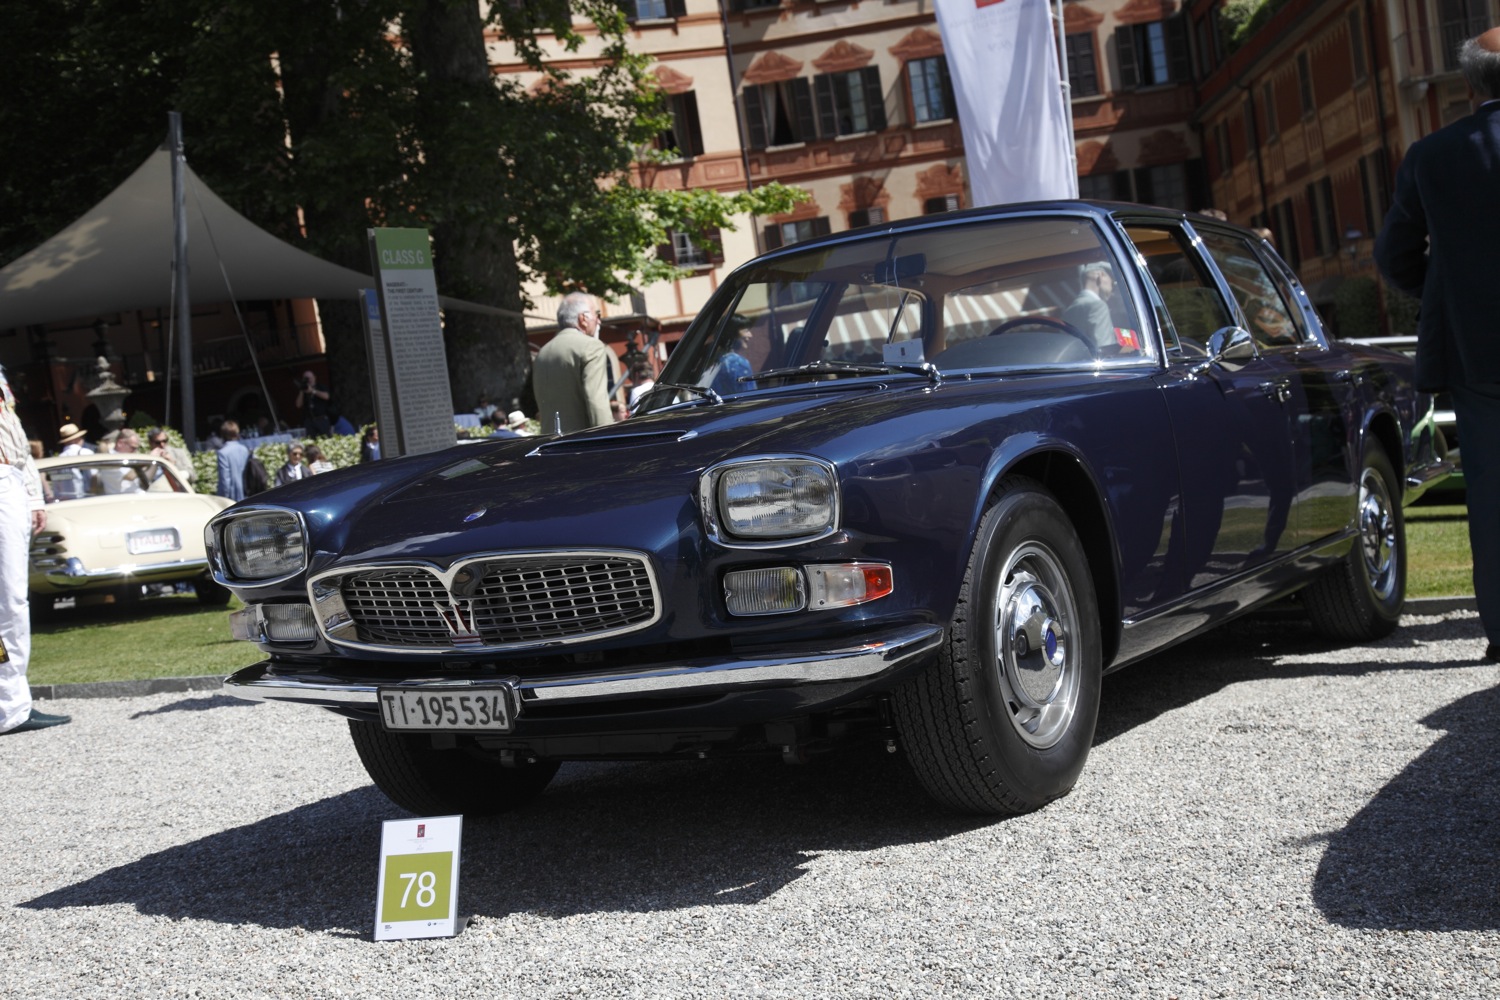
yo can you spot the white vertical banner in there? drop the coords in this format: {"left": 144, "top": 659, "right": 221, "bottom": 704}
{"left": 935, "top": 0, "right": 1077, "bottom": 207}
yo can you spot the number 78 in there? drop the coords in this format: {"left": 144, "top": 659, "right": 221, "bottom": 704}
{"left": 399, "top": 869, "right": 439, "bottom": 908}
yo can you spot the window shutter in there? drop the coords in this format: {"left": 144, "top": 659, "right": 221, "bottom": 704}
{"left": 680, "top": 91, "right": 704, "bottom": 157}
{"left": 811, "top": 216, "right": 832, "bottom": 238}
{"left": 861, "top": 67, "right": 886, "bottom": 131}
{"left": 764, "top": 224, "right": 783, "bottom": 250}
{"left": 657, "top": 241, "right": 675, "bottom": 264}
{"left": 743, "top": 87, "right": 768, "bottom": 148}
{"left": 1166, "top": 16, "right": 1191, "bottom": 82}
{"left": 790, "top": 78, "right": 817, "bottom": 142}
{"left": 813, "top": 75, "right": 838, "bottom": 138}
{"left": 940, "top": 58, "right": 956, "bottom": 117}
{"left": 1115, "top": 26, "right": 1139, "bottom": 89}
{"left": 667, "top": 0, "right": 686, "bottom": 16}
{"left": 706, "top": 228, "right": 725, "bottom": 265}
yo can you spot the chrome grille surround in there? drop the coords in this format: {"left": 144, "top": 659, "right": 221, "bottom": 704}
{"left": 308, "top": 550, "right": 661, "bottom": 654}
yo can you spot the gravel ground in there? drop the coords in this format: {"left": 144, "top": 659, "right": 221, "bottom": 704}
{"left": 3, "top": 604, "right": 1497, "bottom": 999}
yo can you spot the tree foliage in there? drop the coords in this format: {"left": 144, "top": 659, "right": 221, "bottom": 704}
{"left": 0, "top": 0, "right": 804, "bottom": 419}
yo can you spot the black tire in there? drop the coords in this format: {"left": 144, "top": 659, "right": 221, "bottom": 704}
{"left": 194, "top": 573, "right": 233, "bottom": 606}
{"left": 894, "top": 477, "right": 1102, "bottom": 815}
{"left": 1303, "top": 443, "right": 1405, "bottom": 641}
{"left": 348, "top": 720, "right": 559, "bottom": 816}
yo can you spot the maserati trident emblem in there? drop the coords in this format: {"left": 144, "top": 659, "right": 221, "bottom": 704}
{"left": 434, "top": 598, "right": 485, "bottom": 647}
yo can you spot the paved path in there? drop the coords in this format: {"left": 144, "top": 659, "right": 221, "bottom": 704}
{"left": 3, "top": 602, "right": 1496, "bottom": 998}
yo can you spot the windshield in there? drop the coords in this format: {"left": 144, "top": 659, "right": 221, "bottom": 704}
{"left": 43, "top": 459, "right": 186, "bottom": 500}
{"left": 640, "top": 215, "right": 1149, "bottom": 412}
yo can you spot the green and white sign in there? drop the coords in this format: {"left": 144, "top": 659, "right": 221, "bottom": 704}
{"left": 374, "top": 814, "right": 464, "bottom": 941}
{"left": 367, "top": 227, "right": 459, "bottom": 458}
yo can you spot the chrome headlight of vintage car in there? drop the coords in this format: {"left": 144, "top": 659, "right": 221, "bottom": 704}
{"left": 700, "top": 457, "right": 840, "bottom": 547}
{"left": 208, "top": 509, "right": 307, "bottom": 583}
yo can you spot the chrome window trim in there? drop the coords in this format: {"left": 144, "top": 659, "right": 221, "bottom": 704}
{"left": 306, "top": 548, "right": 662, "bottom": 655}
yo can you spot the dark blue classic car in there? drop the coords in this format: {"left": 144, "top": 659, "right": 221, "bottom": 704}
{"left": 211, "top": 202, "right": 1449, "bottom": 817}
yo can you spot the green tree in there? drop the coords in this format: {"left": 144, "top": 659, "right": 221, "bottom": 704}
{"left": 1, "top": 0, "right": 804, "bottom": 422}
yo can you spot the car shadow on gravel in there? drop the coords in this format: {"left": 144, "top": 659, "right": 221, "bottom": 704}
{"left": 20, "top": 744, "right": 994, "bottom": 933}
{"left": 1307, "top": 682, "right": 1500, "bottom": 932}
{"left": 1094, "top": 607, "right": 1489, "bottom": 745}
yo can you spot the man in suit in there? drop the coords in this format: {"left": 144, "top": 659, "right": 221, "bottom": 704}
{"left": 533, "top": 292, "right": 618, "bottom": 434}
{"left": 215, "top": 419, "right": 250, "bottom": 502}
{"left": 1376, "top": 27, "right": 1500, "bottom": 662}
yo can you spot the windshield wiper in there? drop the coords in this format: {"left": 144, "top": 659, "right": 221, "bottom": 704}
{"left": 754, "top": 360, "right": 942, "bottom": 386}
{"left": 651, "top": 381, "right": 724, "bottom": 405}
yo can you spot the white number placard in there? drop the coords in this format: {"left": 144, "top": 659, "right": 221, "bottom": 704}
{"left": 374, "top": 814, "right": 464, "bottom": 940}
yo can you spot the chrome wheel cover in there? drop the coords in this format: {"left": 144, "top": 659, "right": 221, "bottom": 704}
{"left": 993, "top": 541, "right": 1081, "bottom": 749}
{"left": 1357, "top": 464, "right": 1399, "bottom": 603}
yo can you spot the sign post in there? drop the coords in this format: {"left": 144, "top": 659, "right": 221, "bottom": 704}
{"left": 374, "top": 814, "right": 465, "bottom": 941}
{"left": 366, "top": 228, "right": 458, "bottom": 458}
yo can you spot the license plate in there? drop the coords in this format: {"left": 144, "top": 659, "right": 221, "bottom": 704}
{"left": 127, "top": 528, "right": 181, "bottom": 555}
{"left": 378, "top": 686, "right": 515, "bottom": 732}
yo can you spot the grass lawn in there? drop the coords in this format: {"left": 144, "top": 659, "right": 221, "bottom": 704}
{"left": 26, "top": 498, "right": 1475, "bottom": 687}
{"left": 29, "top": 593, "right": 255, "bottom": 687}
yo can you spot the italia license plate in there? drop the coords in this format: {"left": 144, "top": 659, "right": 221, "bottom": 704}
{"left": 127, "top": 527, "right": 181, "bottom": 555}
{"left": 378, "top": 685, "right": 515, "bottom": 732}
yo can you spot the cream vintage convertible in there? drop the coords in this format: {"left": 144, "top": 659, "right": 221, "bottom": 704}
{"left": 31, "top": 454, "right": 234, "bottom": 610}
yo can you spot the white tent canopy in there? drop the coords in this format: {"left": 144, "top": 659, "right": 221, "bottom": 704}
{"left": 0, "top": 146, "right": 523, "bottom": 330}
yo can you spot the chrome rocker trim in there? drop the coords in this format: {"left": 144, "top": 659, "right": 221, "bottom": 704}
{"left": 223, "top": 622, "right": 944, "bottom": 712}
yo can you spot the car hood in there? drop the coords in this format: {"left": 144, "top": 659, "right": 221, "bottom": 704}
{"left": 266, "top": 373, "right": 1105, "bottom": 569}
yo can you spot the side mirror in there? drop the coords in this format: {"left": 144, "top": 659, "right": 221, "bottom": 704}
{"left": 1197, "top": 326, "right": 1257, "bottom": 373}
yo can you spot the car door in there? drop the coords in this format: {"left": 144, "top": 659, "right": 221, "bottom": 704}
{"left": 1120, "top": 220, "right": 1298, "bottom": 599}
{"left": 1193, "top": 226, "right": 1355, "bottom": 550}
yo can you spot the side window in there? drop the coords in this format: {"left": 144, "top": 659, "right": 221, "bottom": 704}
{"left": 1197, "top": 230, "right": 1305, "bottom": 349}
{"left": 1123, "top": 223, "right": 1233, "bottom": 354}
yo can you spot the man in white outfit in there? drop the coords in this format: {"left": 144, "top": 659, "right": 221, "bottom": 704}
{"left": 1, "top": 364, "right": 71, "bottom": 733}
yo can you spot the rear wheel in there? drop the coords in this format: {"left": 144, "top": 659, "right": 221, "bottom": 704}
{"left": 348, "top": 720, "right": 559, "bottom": 816}
{"left": 894, "top": 477, "right": 1102, "bottom": 815}
{"left": 1303, "top": 443, "right": 1405, "bottom": 641}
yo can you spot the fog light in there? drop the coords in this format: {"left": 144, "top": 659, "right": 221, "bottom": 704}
{"left": 228, "top": 606, "right": 263, "bottom": 642}
{"left": 264, "top": 603, "right": 319, "bottom": 642}
{"left": 724, "top": 567, "right": 806, "bottom": 616}
{"left": 805, "top": 563, "right": 893, "bottom": 609}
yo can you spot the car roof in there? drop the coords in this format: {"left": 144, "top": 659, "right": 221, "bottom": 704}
{"left": 35, "top": 454, "right": 175, "bottom": 469}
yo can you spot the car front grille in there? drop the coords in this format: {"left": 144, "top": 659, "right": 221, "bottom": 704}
{"left": 336, "top": 553, "right": 659, "bottom": 650}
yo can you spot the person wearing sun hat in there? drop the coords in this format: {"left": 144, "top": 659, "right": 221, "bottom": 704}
{"left": 56, "top": 422, "right": 92, "bottom": 456}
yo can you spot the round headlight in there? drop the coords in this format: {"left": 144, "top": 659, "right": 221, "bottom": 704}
{"left": 218, "top": 511, "right": 305, "bottom": 581}
{"left": 707, "top": 458, "right": 838, "bottom": 542}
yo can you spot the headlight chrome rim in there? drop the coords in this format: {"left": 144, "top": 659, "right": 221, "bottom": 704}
{"left": 207, "top": 506, "right": 309, "bottom": 586}
{"left": 698, "top": 455, "right": 840, "bottom": 549}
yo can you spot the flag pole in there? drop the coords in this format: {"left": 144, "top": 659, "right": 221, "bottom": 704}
{"left": 168, "top": 112, "right": 197, "bottom": 451}
{"left": 1053, "top": 0, "right": 1078, "bottom": 195}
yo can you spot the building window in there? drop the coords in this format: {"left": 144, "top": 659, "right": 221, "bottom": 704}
{"left": 1296, "top": 52, "right": 1315, "bottom": 116}
{"left": 923, "top": 194, "right": 960, "bottom": 215}
{"left": 1138, "top": 164, "right": 1188, "bottom": 210}
{"left": 1242, "top": 97, "right": 1256, "bottom": 157}
{"left": 1262, "top": 82, "right": 1278, "bottom": 140}
{"left": 1306, "top": 178, "right": 1338, "bottom": 257}
{"left": 1272, "top": 198, "right": 1301, "bottom": 271}
{"left": 1440, "top": 0, "right": 1490, "bottom": 72}
{"left": 1066, "top": 34, "right": 1100, "bottom": 98}
{"left": 764, "top": 217, "right": 831, "bottom": 249}
{"left": 743, "top": 79, "right": 817, "bottom": 148}
{"left": 908, "top": 57, "right": 955, "bottom": 122}
{"left": 1077, "top": 174, "right": 1114, "bottom": 200}
{"left": 627, "top": 0, "right": 685, "bottom": 19}
{"left": 654, "top": 91, "right": 704, "bottom": 159}
{"left": 1116, "top": 16, "right": 1190, "bottom": 88}
{"left": 815, "top": 66, "right": 886, "bottom": 137}
{"left": 848, "top": 206, "right": 886, "bottom": 229}
{"left": 1359, "top": 150, "right": 1390, "bottom": 234}
{"left": 660, "top": 228, "right": 722, "bottom": 268}
{"left": 1348, "top": 9, "right": 1367, "bottom": 80}
{"left": 1215, "top": 122, "right": 1232, "bottom": 175}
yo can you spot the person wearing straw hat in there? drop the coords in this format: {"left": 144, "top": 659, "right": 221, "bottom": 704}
{"left": 55, "top": 422, "right": 92, "bottom": 456}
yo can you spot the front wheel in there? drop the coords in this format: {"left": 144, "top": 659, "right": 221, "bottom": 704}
{"left": 194, "top": 572, "right": 233, "bottom": 606}
{"left": 894, "top": 477, "right": 1102, "bottom": 815}
{"left": 349, "top": 720, "right": 559, "bottom": 816}
{"left": 1302, "top": 443, "right": 1405, "bottom": 641}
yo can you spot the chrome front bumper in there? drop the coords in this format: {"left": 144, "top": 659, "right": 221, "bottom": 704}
{"left": 223, "top": 622, "right": 944, "bottom": 713}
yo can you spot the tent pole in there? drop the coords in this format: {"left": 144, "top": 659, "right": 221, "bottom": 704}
{"left": 169, "top": 112, "right": 197, "bottom": 451}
